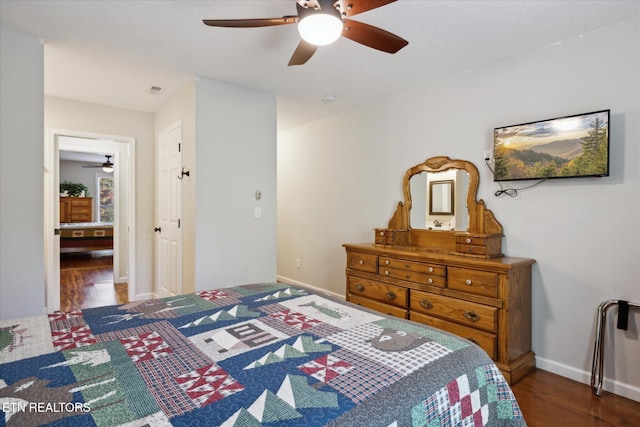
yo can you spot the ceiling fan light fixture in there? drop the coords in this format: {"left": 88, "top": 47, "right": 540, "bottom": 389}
{"left": 298, "top": 13, "right": 343, "bottom": 46}
{"left": 102, "top": 165, "right": 114, "bottom": 173}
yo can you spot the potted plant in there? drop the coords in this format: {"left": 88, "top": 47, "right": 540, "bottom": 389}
{"left": 60, "top": 181, "right": 90, "bottom": 197}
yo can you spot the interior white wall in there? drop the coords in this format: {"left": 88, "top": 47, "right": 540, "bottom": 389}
{"left": 45, "top": 96, "right": 155, "bottom": 299}
{"left": 195, "top": 78, "right": 277, "bottom": 288}
{"left": 277, "top": 18, "right": 640, "bottom": 399}
{"left": 0, "top": 28, "right": 45, "bottom": 320}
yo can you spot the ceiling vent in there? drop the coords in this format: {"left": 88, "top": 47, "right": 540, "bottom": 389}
{"left": 147, "top": 85, "right": 164, "bottom": 95}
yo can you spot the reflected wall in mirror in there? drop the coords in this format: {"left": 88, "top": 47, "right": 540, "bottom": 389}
{"left": 429, "top": 180, "right": 454, "bottom": 215}
{"left": 409, "top": 169, "right": 469, "bottom": 231}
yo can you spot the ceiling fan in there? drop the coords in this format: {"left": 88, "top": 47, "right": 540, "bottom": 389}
{"left": 83, "top": 155, "right": 114, "bottom": 173}
{"left": 203, "top": 0, "right": 408, "bottom": 66}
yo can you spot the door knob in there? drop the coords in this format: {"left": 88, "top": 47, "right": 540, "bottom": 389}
{"left": 154, "top": 227, "right": 161, "bottom": 232}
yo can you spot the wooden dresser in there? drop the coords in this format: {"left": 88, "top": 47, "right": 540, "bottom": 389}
{"left": 343, "top": 156, "right": 535, "bottom": 384}
{"left": 344, "top": 244, "right": 534, "bottom": 384}
{"left": 60, "top": 197, "right": 92, "bottom": 223}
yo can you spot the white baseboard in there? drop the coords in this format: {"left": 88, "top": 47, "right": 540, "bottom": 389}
{"left": 276, "top": 275, "right": 345, "bottom": 300}
{"left": 135, "top": 292, "right": 156, "bottom": 301}
{"left": 536, "top": 356, "right": 640, "bottom": 402}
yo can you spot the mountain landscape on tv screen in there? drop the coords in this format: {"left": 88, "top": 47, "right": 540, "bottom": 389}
{"left": 493, "top": 111, "right": 609, "bottom": 180}
{"left": 518, "top": 138, "right": 583, "bottom": 159}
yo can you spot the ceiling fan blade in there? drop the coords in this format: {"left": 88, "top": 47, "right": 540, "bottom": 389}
{"left": 342, "top": 19, "right": 408, "bottom": 53}
{"left": 288, "top": 40, "right": 318, "bottom": 66}
{"left": 203, "top": 17, "right": 298, "bottom": 28}
{"left": 334, "top": 0, "right": 397, "bottom": 18}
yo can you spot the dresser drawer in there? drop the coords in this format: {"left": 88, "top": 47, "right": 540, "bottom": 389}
{"left": 456, "top": 244, "right": 488, "bottom": 256}
{"left": 347, "top": 252, "right": 378, "bottom": 273}
{"left": 70, "top": 213, "right": 91, "bottom": 221}
{"left": 410, "top": 290, "right": 497, "bottom": 333}
{"left": 455, "top": 234, "right": 503, "bottom": 258}
{"left": 70, "top": 198, "right": 91, "bottom": 207}
{"left": 348, "top": 293, "right": 408, "bottom": 319}
{"left": 347, "top": 276, "right": 408, "bottom": 308}
{"left": 448, "top": 267, "right": 498, "bottom": 297}
{"left": 379, "top": 257, "right": 446, "bottom": 276}
{"left": 70, "top": 205, "right": 91, "bottom": 214}
{"left": 409, "top": 311, "right": 496, "bottom": 359}
{"left": 374, "top": 229, "right": 409, "bottom": 246}
{"left": 379, "top": 267, "right": 446, "bottom": 287}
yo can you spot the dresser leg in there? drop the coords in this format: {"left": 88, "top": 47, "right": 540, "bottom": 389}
{"left": 496, "top": 351, "right": 536, "bottom": 385}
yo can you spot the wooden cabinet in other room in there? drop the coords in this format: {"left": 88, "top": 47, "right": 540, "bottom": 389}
{"left": 60, "top": 197, "right": 92, "bottom": 223}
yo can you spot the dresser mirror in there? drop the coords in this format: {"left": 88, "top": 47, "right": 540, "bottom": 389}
{"left": 409, "top": 171, "right": 469, "bottom": 231}
{"left": 384, "top": 156, "right": 503, "bottom": 257}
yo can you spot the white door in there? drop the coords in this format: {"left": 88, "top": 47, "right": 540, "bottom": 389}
{"left": 156, "top": 122, "right": 183, "bottom": 297}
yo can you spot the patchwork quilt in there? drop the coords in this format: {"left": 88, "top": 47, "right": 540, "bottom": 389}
{"left": 0, "top": 283, "right": 526, "bottom": 426}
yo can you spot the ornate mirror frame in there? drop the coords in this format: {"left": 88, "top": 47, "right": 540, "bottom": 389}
{"left": 383, "top": 156, "right": 504, "bottom": 257}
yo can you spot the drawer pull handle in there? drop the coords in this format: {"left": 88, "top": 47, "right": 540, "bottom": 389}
{"left": 384, "top": 270, "right": 390, "bottom": 275}
{"left": 384, "top": 260, "right": 390, "bottom": 265}
{"left": 420, "top": 300, "right": 433, "bottom": 309}
{"left": 359, "top": 260, "right": 364, "bottom": 265}
{"left": 466, "top": 238, "right": 472, "bottom": 243}
{"left": 355, "top": 284, "right": 365, "bottom": 292}
{"left": 464, "top": 311, "right": 480, "bottom": 322}
{"left": 405, "top": 274, "right": 411, "bottom": 279}
{"left": 427, "top": 278, "right": 433, "bottom": 284}
{"left": 428, "top": 267, "right": 433, "bottom": 272}
{"left": 386, "top": 291, "right": 396, "bottom": 300}
{"left": 467, "top": 337, "right": 479, "bottom": 345}
{"left": 380, "top": 231, "right": 385, "bottom": 236}
{"left": 465, "top": 279, "right": 472, "bottom": 285}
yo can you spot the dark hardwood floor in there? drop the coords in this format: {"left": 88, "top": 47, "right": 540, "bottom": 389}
{"left": 511, "top": 368, "right": 639, "bottom": 426}
{"left": 59, "top": 255, "right": 639, "bottom": 424}
{"left": 59, "top": 251, "right": 128, "bottom": 312}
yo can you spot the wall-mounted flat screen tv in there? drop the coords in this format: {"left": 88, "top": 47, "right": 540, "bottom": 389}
{"left": 493, "top": 109, "right": 610, "bottom": 181}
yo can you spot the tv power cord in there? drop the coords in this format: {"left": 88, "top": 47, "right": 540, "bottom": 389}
{"left": 483, "top": 158, "right": 546, "bottom": 197}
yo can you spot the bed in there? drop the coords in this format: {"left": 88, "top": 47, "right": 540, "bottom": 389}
{"left": 0, "top": 283, "right": 526, "bottom": 426}
{"left": 59, "top": 222, "right": 113, "bottom": 253}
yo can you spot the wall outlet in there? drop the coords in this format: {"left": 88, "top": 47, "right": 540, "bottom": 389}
{"left": 254, "top": 206, "right": 262, "bottom": 218}
{"left": 483, "top": 150, "right": 493, "bottom": 163}
{"left": 296, "top": 259, "right": 301, "bottom": 269}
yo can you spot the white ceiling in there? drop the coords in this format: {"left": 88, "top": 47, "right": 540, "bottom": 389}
{"left": 59, "top": 151, "right": 110, "bottom": 163}
{"left": 1, "top": 1, "right": 638, "bottom": 130}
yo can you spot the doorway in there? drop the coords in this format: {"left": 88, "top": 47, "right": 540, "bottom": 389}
{"left": 44, "top": 129, "right": 136, "bottom": 313}
{"left": 59, "top": 149, "right": 121, "bottom": 310}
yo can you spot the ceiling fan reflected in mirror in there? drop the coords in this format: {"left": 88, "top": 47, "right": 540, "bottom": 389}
{"left": 83, "top": 155, "right": 114, "bottom": 173}
{"left": 203, "top": 0, "right": 408, "bottom": 66}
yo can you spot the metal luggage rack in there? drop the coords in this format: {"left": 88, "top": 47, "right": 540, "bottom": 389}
{"left": 591, "top": 299, "right": 639, "bottom": 396}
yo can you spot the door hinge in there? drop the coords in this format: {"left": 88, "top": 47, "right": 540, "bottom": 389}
{"left": 54, "top": 228, "right": 60, "bottom": 235}
{"left": 178, "top": 219, "right": 181, "bottom": 228}
{"left": 178, "top": 142, "right": 181, "bottom": 153}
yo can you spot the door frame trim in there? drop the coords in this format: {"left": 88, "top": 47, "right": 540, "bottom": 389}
{"left": 45, "top": 128, "right": 136, "bottom": 312}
